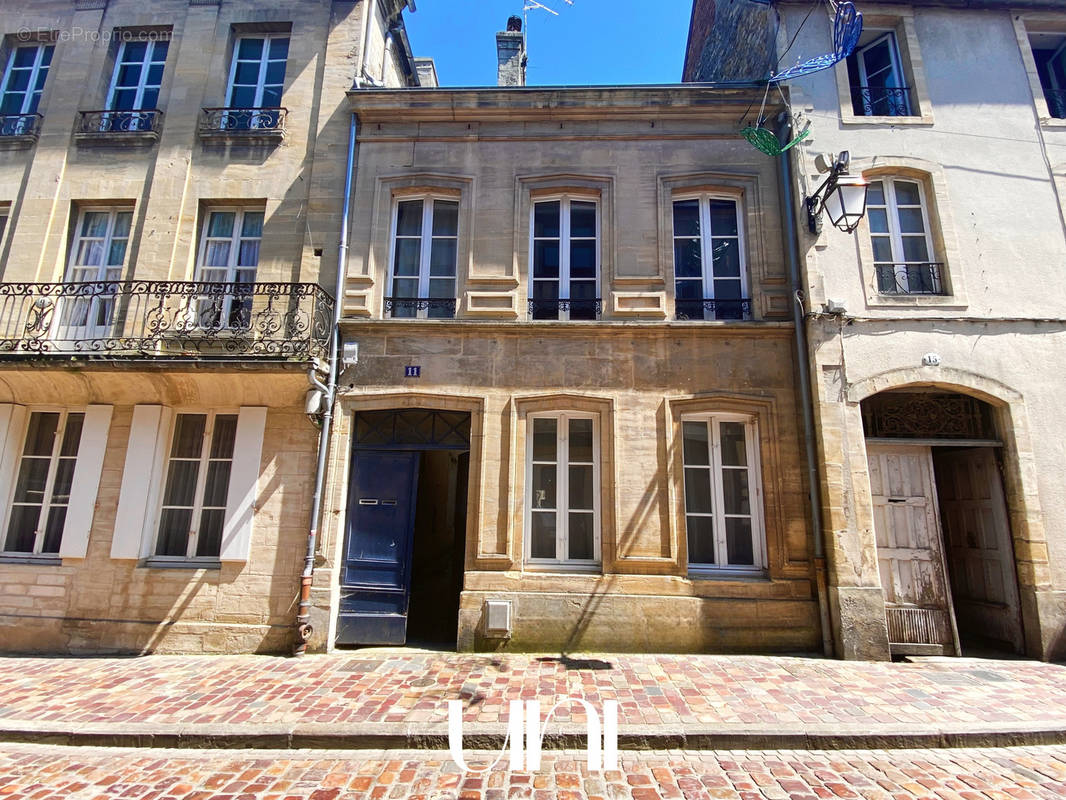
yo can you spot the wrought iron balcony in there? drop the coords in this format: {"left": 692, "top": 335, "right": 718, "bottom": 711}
{"left": 529, "top": 298, "right": 602, "bottom": 320}
{"left": 0, "top": 281, "right": 333, "bottom": 360}
{"left": 0, "top": 113, "right": 43, "bottom": 141}
{"left": 850, "top": 86, "right": 913, "bottom": 117}
{"left": 384, "top": 297, "right": 456, "bottom": 319}
{"left": 198, "top": 107, "right": 287, "bottom": 139}
{"left": 675, "top": 298, "right": 753, "bottom": 321}
{"left": 1042, "top": 88, "right": 1066, "bottom": 119}
{"left": 875, "top": 262, "right": 947, "bottom": 295}
{"left": 75, "top": 109, "right": 163, "bottom": 141}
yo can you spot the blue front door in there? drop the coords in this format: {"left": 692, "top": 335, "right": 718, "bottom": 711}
{"left": 336, "top": 450, "right": 420, "bottom": 645}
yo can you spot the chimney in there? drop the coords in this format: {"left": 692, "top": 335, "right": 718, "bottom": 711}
{"left": 497, "top": 16, "right": 525, "bottom": 87}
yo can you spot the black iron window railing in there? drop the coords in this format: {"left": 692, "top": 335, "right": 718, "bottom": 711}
{"left": 1042, "top": 88, "right": 1066, "bottom": 120}
{"left": 76, "top": 109, "right": 164, "bottom": 136}
{"left": 676, "top": 298, "right": 752, "bottom": 321}
{"left": 0, "top": 113, "right": 43, "bottom": 139}
{"left": 0, "top": 281, "right": 333, "bottom": 359}
{"left": 198, "top": 107, "right": 287, "bottom": 136}
{"left": 529, "top": 298, "right": 602, "bottom": 320}
{"left": 851, "top": 86, "right": 913, "bottom": 117}
{"left": 384, "top": 297, "right": 456, "bottom": 319}
{"left": 875, "top": 262, "right": 947, "bottom": 295}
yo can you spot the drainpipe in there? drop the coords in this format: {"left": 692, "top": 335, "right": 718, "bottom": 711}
{"left": 778, "top": 119, "right": 834, "bottom": 658}
{"left": 294, "top": 113, "right": 358, "bottom": 655}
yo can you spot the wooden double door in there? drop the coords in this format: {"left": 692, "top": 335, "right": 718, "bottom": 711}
{"left": 868, "top": 444, "right": 1023, "bottom": 655}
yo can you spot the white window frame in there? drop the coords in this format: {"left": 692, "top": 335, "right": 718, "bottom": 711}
{"left": 854, "top": 32, "right": 911, "bottom": 116}
{"left": 671, "top": 193, "right": 748, "bottom": 318}
{"left": 0, "top": 208, "right": 9, "bottom": 247}
{"left": 386, "top": 195, "right": 459, "bottom": 319}
{"left": 195, "top": 206, "right": 263, "bottom": 329}
{"left": 867, "top": 177, "right": 937, "bottom": 294}
{"left": 528, "top": 195, "right": 601, "bottom": 321}
{"left": 1, "top": 408, "right": 82, "bottom": 556}
{"left": 0, "top": 43, "right": 54, "bottom": 116}
{"left": 225, "top": 34, "right": 288, "bottom": 108}
{"left": 58, "top": 206, "right": 133, "bottom": 340}
{"left": 524, "top": 411, "right": 601, "bottom": 569}
{"left": 104, "top": 38, "right": 169, "bottom": 118}
{"left": 681, "top": 413, "right": 766, "bottom": 575}
{"left": 152, "top": 409, "right": 239, "bottom": 563}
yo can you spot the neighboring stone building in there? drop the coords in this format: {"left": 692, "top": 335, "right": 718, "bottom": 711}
{"left": 0, "top": 0, "right": 420, "bottom": 654}
{"left": 687, "top": 0, "right": 1066, "bottom": 660}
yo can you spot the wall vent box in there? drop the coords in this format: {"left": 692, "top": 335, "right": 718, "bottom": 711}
{"left": 484, "top": 600, "right": 512, "bottom": 635}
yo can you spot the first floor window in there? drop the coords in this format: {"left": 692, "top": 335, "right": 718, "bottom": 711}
{"left": 59, "top": 207, "right": 133, "bottom": 337}
{"left": 530, "top": 197, "right": 599, "bottom": 320}
{"left": 847, "top": 32, "right": 912, "bottom": 117}
{"left": 0, "top": 43, "right": 53, "bottom": 135}
{"left": 682, "top": 415, "right": 765, "bottom": 573}
{"left": 388, "top": 196, "right": 458, "bottom": 319}
{"left": 155, "top": 412, "right": 238, "bottom": 559}
{"left": 527, "top": 413, "right": 599, "bottom": 565}
{"left": 196, "top": 207, "right": 263, "bottom": 328}
{"left": 225, "top": 35, "right": 288, "bottom": 130}
{"left": 3, "top": 411, "right": 83, "bottom": 554}
{"left": 867, "top": 178, "right": 942, "bottom": 295}
{"left": 103, "top": 38, "right": 169, "bottom": 131}
{"left": 672, "top": 195, "right": 747, "bottom": 320}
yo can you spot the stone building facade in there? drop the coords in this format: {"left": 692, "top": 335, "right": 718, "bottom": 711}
{"left": 0, "top": 0, "right": 419, "bottom": 654}
{"left": 687, "top": 0, "right": 1066, "bottom": 660}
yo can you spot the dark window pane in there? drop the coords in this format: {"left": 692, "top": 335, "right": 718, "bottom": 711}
{"left": 432, "top": 200, "right": 459, "bottom": 236}
{"left": 23, "top": 412, "right": 59, "bottom": 457}
{"left": 568, "top": 464, "right": 594, "bottom": 511}
{"left": 672, "top": 199, "right": 700, "bottom": 237}
{"left": 237, "top": 38, "right": 264, "bottom": 60}
{"left": 229, "top": 86, "right": 255, "bottom": 108}
{"left": 532, "top": 280, "right": 559, "bottom": 300}
{"left": 719, "top": 421, "right": 748, "bottom": 466}
{"left": 395, "top": 200, "right": 423, "bottom": 236}
{"left": 41, "top": 506, "right": 66, "bottom": 553}
{"left": 686, "top": 515, "right": 715, "bottom": 565}
{"left": 533, "top": 201, "right": 560, "bottom": 238}
{"left": 684, "top": 467, "right": 712, "bottom": 514}
{"left": 894, "top": 181, "right": 921, "bottom": 206}
{"left": 721, "top": 469, "right": 751, "bottom": 515}
{"left": 234, "top": 61, "right": 260, "bottom": 86}
{"left": 866, "top": 181, "right": 885, "bottom": 206}
{"left": 210, "top": 415, "right": 238, "bottom": 459}
{"left": 569, "top": 202, "right": 596, "bottom": 238}
{"left": 674, "top": 239, "right": 701, "bottom": 278}
{"left": 531, "top": 417, "right": 556, "bottom": 462}
{"left": 902, "top": 236, "right": 930, "bottom": 263}
{"left": 711, "top": 239, "right": 741, "bottom": 278}
{"left": 13, "top": 47, "right": 37, "bottom": 68}
{"left": 726, "top": 517, "right": 755, "bottom": 566}
{"left": 568, "top": 512, "right": 594, "bottom": 560}
{"left": 708, "top": 200, "right": 739, "bottom": 236}
{"left": 675, "top": 279, "right": 701, "bottom": 301}
{"left": 531, "top": 511, "right": 556, "bottom": 559}
{"left": 172, "top": 414, "right": 206, "bottom": 458}
{"left": 570, "top": 240, "right": 596, "bottom": 278}
{"left": 531, "top": 464, "right": 556, "bottom": 509}
{"left": 202, "top": 461, "right": 232, "bottom": 508}
{"left": 50, "top": 459, "right": 76, "bottom": 505}
{"left": 533, "top": 241, "right": 560, "bottom": 279}
{"left": 5, "top": 506, "right": 41, "bottom": 552}
{"left": 898, "top": 208, "right": 926, "bottom": 234}
{"left": 196, "top": 508, "right": 225, "bottom": 557}
{"left": 265, "top": 61, "right": 285, "bottom": 86}
{"left": 156, "top": 508, "right": 192, "bottom": 556}
{"left": 163, "top": 460, "right": 199, "bottom": 507}
{"left": 568, "top": 418, "right": 593, "bottom": 463}
{"left": 393, "top": 239, "right": 421, "bottom": 277}
{"left": 13, "top": 458, "right": 48, "bottom": 504}
{"left": 429, "top": 239, "right": 457, "bottom": 277}
{"left": 682, "top": 421, "right": 709, "bottom": 466}
{"left": 269, "top": 38, "right": 289, "bottom": 60}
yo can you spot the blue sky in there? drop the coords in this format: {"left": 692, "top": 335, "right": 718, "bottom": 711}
{"left": 404, "top": 1, "right": 693, "bottom": 87}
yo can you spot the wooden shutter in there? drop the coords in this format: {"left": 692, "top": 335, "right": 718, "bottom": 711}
{"left": 59, "top": 405, "right": 113, "bottom": 559}
{"left": 0, "top": 405, "right": 27, "bottom": 522}
{"left": 219, "top": 406, "right": 267, "bottom": 563}
{"left": 111, "top": 405, "right": 172, "bottom": 559}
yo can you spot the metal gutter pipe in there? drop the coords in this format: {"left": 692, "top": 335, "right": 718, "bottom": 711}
{"left": 778, "top": 122, "right": 834, "bottom": 658}
{"left": 294, "top": 113, "right": 358, "bottom": 655}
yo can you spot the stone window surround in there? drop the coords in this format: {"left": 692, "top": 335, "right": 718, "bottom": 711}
{"left": 832, "top": 9, "right": 934, "bottom": 126}
{"left": 850, "top": 156, "right": 967, "bottom": 309}
{"left": 513, "top": 393, "right": 615, "bottom": 575}
{"left": 666, "top": 393, "right": 787, "bottom": 582}
{"left": 97, "top": 27, "right": 174, "bottom": 114}
{"left": 1013, "top": 13, "right": 1066, "bottom": 129}
{"left": 358, "top": 174, "right": 474, "bottom": 318}
{"left": 527, "top": 192, "right": 601, "bottom": 322}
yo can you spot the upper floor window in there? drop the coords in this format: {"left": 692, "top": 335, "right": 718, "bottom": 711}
{"left": 526, "top": 412, "right": 600, "bottom": 567}
{"left": 846, "top": 32, "right": 912, "bottom": 117}
{"left": 196, "top": 207, "right": 263, "bottom": 328}
{"left": 672, "top": 196, "right": 749, "bottom": 321}
{"left": 530, "top": 197, "right": 599, "bottom": 321}
{"left": 225, "top": 35, "right": 288, "bottom": 130}
{"left": 682, "top": 414, "right": 765, "bottom": 574}
{"left": 103, "top": 39, "right": 168, "bottom": 131}
{"left": 1029, "top": 34, "right": 1066, "bottom": 119}
{"left": 387, "top": 197, "right": 458, "bottom": 319}
{"left": 0, "top": 43, "right": 53, "bottom": 134}
{"left": 58, "top": 207, "right": 133, "bottom": 338}
{"left": 867, "top": 178, "right": 944, "bottom": 295}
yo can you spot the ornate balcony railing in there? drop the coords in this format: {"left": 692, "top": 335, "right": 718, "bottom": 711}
{"left": 385, "top": 297, "right": 456, "bottom": 319}
{"left": 76, "top": 109, "right": 163, "bottom": 138}
{"left": 851, "top": 86, "right": 913, "bottom": 117}
{"left": 198, "top": 107, "right": 287, "bottom": 138}
{"left": 0, "top": 281, "right": 333, "bottom": 360}
{"left": 1043, "top": 88, "right": 1066, "bottom": 119}
{"left": 0, "top": 113, "right": 43, "bottom": 139}
{"left": 676, "top": 298, "right": 753, "bottom": 321}
{"left": 529, "top": 298, "right": 602, "bottom": 320}
{"left": 875, "top": 262, "right": 947, "bottom": 295}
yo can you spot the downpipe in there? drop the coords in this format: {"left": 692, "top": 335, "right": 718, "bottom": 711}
{"left": 778, "top": 119, "right": 834, "bottom": 658}
{"left": 294, "top": 114, "right": 358, "bottom": 655}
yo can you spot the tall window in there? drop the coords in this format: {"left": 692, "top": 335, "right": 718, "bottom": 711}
{"left": 388, "top": 197, "right": 458, "bottom": 319}
{"left": 225, "top": 35, "right": 288, "bottom": 129}
{"left": 3, "top": 411, "right": 83, "bottom": 555}
{"left": 155, "top": 412, "right": 237, "bottom": 560}
{"left": 0, "top": 43, "right": 53, "bottom": 135}
{"left": 196, "top": 208, "right": 263, "bottom": 328}
{"left": 673, "top": 196, "right": 748, "bottom": 320}
{"left": 527, "top": 413, "right": 599, "bottom": 566}
{"left": 1030, "top": 35, "right": 1066, "bottom": 119}
{"left": 847, "top": 33, "right": 912, "bottom": 116}
{"left": 530, "top": 198, "right": 599, "bottom": 320}
{"left": 682, "top": 415, "right": 765, "bottom": 573}
{"left": 104, "top": 39, "right": 169, "bottom": 131}
{"left": 867, "top": 178, "right": 942, "bottom": 295}
{"left": 59, "top": 208, "right": 133, "bottom": 337}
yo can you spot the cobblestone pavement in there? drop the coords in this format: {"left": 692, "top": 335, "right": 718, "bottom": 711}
{"left": 1, "top": 743, "right": 1065, "bottom": 799}
{"left": 1, "top": 653, "right": 1065, "bottom": 734}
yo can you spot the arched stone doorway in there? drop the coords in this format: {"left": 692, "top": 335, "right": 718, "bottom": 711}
{"left": 861, "top": 389, "right": 1024, "bottom": 656}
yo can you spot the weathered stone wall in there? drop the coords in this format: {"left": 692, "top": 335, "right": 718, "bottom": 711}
{"left": 684, "top": 0, "right": 777, "bottom": 82}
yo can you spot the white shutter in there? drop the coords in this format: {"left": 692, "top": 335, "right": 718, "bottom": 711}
{"left": 111, "top": 405, "right": 172, "bottom": 559}
{"left": 220, "top": 406, "right": 267, "bottom": 563}
{"left": 0, "top": 405, "right": 27, "bottom": 532}
{"left": 59, "top": 405, "right": 113, "bottom": 559}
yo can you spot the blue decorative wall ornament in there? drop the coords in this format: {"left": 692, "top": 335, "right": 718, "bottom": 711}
{"left": 769, "top": 1, "right": 863, "bottom": 83}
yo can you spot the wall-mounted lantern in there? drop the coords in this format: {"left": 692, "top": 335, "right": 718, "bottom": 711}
{"left": 806, "top": 151, "right": 869, "bottom": 234}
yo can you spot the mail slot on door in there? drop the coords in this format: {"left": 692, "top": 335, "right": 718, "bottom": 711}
{"left": 382, "top": 500, "right": 398, "bottom": 506}
{"left": 359, "top": 498, "right": 379, "bottom": 505}
{"left": 887, "top": 498, "right": 908, "bottom": 504}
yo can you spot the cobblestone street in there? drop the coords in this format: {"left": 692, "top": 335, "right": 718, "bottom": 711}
{"left": 2, "top": 743, "right": 1066, "bottom": 800}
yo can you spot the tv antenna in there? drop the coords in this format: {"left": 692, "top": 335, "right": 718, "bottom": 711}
{"left": 522, "top": 0, "right": 574, "bottom": 76}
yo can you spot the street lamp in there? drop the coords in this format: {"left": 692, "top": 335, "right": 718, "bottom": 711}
{"left": 805, "top": 151, "right": 869, "bottom": 234}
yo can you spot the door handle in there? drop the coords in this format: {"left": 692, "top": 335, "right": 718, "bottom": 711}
{"left": 358, "top": 498, "right": 379, "bottom": 505}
